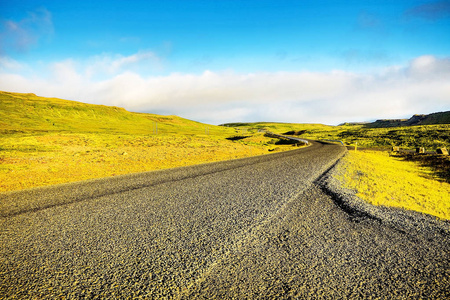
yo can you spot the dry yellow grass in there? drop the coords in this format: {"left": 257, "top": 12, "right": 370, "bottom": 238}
{"left": 335, "top": 150, "right": 450, "bottom": 220}
{"left": 0, "top": 132, "right": 298, "bottom": 192}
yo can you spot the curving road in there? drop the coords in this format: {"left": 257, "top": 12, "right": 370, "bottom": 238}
{"left": 0, "top": 142, "right": 448, "bottom": 299}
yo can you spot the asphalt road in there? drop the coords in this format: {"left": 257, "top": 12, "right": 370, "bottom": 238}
{"left": 1, "top": 142, "right": 449, "bottom": 299}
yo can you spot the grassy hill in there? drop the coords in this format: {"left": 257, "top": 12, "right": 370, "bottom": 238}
{"left": 0, "top": 91, "right": 294, "bottom": 192}
{"left": 0, "top": 91, "right": 223, "bottom": 136}
{"left": 419, "top": 111, "right": 450, "bottom": 125}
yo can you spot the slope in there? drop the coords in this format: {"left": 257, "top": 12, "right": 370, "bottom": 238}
{"left": 0, "top": 91, "right": 294, "bottom": 192}
{"left": 0, "top": 91, "right": 222, "bottom": 136}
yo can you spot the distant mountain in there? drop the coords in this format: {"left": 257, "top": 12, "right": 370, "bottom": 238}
{"left": 361, "top": 111, "right": 450, "bottom": 128}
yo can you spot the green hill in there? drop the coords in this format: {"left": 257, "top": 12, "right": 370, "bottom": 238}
{"left": 0, "top": 91, "right": 224, "bottom": 136}
{"left": 414, "top": 111, "right": 450, "bottom": 125}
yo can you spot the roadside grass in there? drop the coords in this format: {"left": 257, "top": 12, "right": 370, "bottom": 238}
{"left": 0, "top": 91, "right": 299, "bottom": 192}
{"left": 394, "top": 153, "right": 450, "bottom": 183}
{"left": 0, "top": 132, "right": 274, "bottom": 192}
{"left": 334, "top": 150, "right": 450, "bottom": 220}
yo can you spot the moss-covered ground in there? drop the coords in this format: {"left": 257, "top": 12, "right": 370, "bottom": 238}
{"left": 334, "top": 150, "right": 450, "bottom": 220}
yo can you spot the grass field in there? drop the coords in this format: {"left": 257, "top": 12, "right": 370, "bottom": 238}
{"left": 0, "top": 91, "right": 299, "bottom": 192}
{"left": 334, "top": 150, "right": 450, "bottom": 220}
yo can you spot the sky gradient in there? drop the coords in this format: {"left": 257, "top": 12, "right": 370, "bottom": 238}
{"left": 1, "top": 0, "right": 449, "bottom": 124}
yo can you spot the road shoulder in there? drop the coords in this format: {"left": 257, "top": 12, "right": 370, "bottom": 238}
{"left": 318, "top": 156, "right": 450, "bottom": 238}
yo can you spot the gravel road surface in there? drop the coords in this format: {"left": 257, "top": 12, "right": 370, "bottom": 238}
{"left": 1, "top": 142, "right": 449, "bottom": 299}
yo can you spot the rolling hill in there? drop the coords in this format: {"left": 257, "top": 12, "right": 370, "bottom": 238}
{"left": 0, "top": 91, "right": 288, "bottom": 192}
{"left": 0, "top": 91, "right": 222, "bottom": 136}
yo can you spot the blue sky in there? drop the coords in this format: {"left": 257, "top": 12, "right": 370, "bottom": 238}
{"left": 1, "top": 0, "right": 449, "bottom": 124}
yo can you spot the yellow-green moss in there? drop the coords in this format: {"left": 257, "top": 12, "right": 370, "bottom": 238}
{"left": 335, "top": 150, "right": 450, "bottom": 220}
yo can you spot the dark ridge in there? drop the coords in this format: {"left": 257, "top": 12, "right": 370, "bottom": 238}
{"left": 365, "top": 111, "right": 450, "bottom": 128}
{"left": 226, "top": 136, "right": 249, "bottom": 141}
{"left": 282, "top": 130, "right": 306, "bottom": 136}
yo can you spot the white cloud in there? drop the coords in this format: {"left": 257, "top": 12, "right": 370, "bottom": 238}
{"left": 408, "top": 55, "right": 450, "bottom": 79}
{"left": 51, "top": 59, "right": 82, "bottom": 82}
{"left": 0, "top": 54, "right": 449, "bottom": 125}
{"left": 0, "top": 56, "right": 26, "bottom": 71}
{"left": 85, "top": 51, "right": 162, "bottom": 78}
{"left": 0, "top": 8, "right": 53, "bottom": 53}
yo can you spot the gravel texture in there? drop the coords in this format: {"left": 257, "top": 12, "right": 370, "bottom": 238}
{"left": 1, "top": 142, "right": 449, "bottom": 299}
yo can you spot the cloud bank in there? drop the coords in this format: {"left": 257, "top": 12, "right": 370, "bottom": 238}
{"left": 0, "top": 53, "right": 449, "bottom": 125}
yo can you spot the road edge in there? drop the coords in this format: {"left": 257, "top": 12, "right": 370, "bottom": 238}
{"left": 317, "top": 154, "right": 450, "bottom": 238}
{"left": 0, "top": 147, "right": 313, "bottom": 218}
